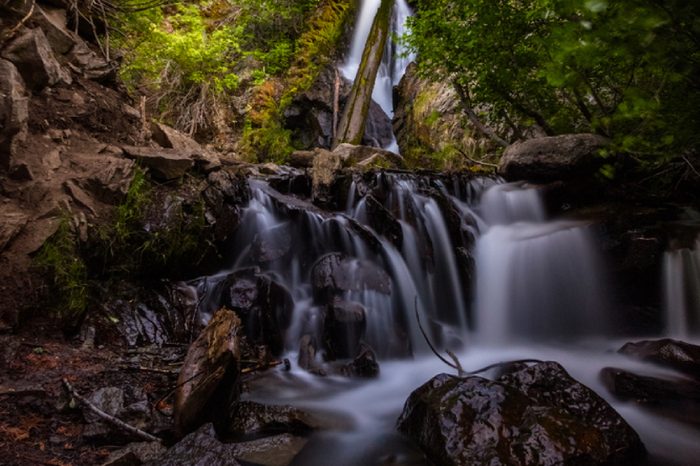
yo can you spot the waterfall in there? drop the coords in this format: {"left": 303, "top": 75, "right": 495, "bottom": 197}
{"left": 663, "top": 237, "right": 700, "bottom": 336}
{"left": 340, "top": 0, "right": 415, "bottom": 152}
{"left": 473, "top": 182, "right": 610, "bottom": 343}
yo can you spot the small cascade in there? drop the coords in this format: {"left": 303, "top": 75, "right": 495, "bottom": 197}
{"left": 663, "top": 236, "right": 700, "bottom": 336}
{"left": 473, "top": 182, "right": 610, "bottom": 343}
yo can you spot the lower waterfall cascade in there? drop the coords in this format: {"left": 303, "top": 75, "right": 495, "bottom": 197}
{"left": 193, "top": 174, "right": 700, "bottom": 466}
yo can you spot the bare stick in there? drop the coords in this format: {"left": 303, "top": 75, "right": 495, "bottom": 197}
{"left": 445, "top": 349, "right": 466, "bottom": 377}
{"left": 414, "top": 297, "right": 461, "bottom": 372}
{"left": 681, "top": 155, "right": 700, "bottom": 178}
{"left": 62, "top": 378, "right": 162, "bottom": 443}
{"left": 2, "top": 0, "right": 36, "bottom": 43}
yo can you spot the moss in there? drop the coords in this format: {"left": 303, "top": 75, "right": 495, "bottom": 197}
{"left": 241, "top": 0, "right": 356, "bottom": 162}
{"left": 34, "top": 216, "right": 89, "bottom": 328}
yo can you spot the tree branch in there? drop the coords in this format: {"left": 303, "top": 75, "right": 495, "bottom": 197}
{"left": 452, "top": 81, "right": 509, "bottom": 148}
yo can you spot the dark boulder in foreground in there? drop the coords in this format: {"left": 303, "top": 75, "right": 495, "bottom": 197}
{"left": 397, "top": 361, "right": 645, "bottom": 466}
{"left": 499, "top": 133, "right": 609, "bottom": 182}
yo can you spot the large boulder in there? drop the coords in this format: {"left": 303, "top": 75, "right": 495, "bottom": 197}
{"left": 151, "top": 122, "right": 221, "bottom": 172}
{"left": 498, "top": 133, "right": 609, "bottom": 182}
{"left": 0, "top": 27, "right": 71, "bottom": 90}
{"left": 174, "top": 308, "right": 241, "bottom": 436}
{"left": 153, "top": 424, "right": 241, "bottom": 466}
{"left": 323, "top": 298, "right": 366, "bottom": 360}
{"left": 397, "top": 361, "right": 645, "bottom": 466}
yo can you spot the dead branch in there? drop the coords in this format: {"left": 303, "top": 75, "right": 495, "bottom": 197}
{"left": 681, "top": 155, "right": 700, "bottom": 178}
{"left": 62, "top": 378, "right": 162, "bottom": 443}
{"left": 456, "top": 147, "right": 499, "bottom": 169}
{"left": 241, "top": 359, "right": 284, "bottom": 374}
{"left": 2, "top": 0, "right": 35, "bottom": 44}
{"left": 414, "top": 297, "right": 462, "bottom": 373}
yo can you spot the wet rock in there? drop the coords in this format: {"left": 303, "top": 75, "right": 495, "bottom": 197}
{"left": 226, "top": 401, "right": 316, "bottom": 438}
{"left": 310, "top": 253, "right": 391, "bottom": 303}
{"left": 151, "top": 122, "right": 220, "bottom": 173}
{"left": 1, "top": 27, "right": 71, "bottom": 90}
{"left": 297, "top": 334, "right": 319, "bottom": 372}
{"left": 499, "top": 133, "right": 609, "bottom": 182}
{"left": 311, "top": 148, "right": 342, "bottom": 206}
{"left": 232, "top": 433, "right": 307, "bottom": 466}
{"left": 102, "top": 441, "right": 166, "bottom": 466}
{"left": 601, "top": 367, "right": 700, "bottom": 426}
{"left": 122, "top": 146, "right": 194, "bottom": 181}
{"left": 340, "top": 343, "right": 379, "bottom": 378}
{"left": 251, "top": 223, "right": 292, "bottom": 262}
{"left": 175, "top": 308, "right": 241, "bottom": 436}
{"left": 203, "top": 169, "right": 249, "bottom": 243}
{"left": 153, "top": 423, "right": 241, "bottom": 466}
{"left": 618, "top": 339, "right": 700, "bottom": 379}
{"left": 288, "top": 150, "right": 315, "bottom": 168}
{"left": 267, "top": 172, "right": 312, "bottom": 198}
{"left": 323, "top": 298, "right": 366, "bottom": 360}
{"left": 397, "top": 361, "right": 645, "bottom": 466}
{"left": 106, "top": 282, "right": 198, "bottom": 347}
{"left": 214, "top": 270, "right": 294, "bottom": 356}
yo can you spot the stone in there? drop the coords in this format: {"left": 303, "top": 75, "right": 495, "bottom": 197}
{"left": 311, "top": 148, "right": 342, "bottom": 206}
{"left": 618, "top": 339, "right": 700, "bottom": 379}
{"left": 82, "top": 387, "right": 125, "bottom": 440}
{"left": 362, "top": 195, "right": 403, "bottom": 248}
{"left": 232, "top": 434, "right": 307, "bottom": 466}
{"left": 311, "top": 253, "right": 391, "bottom": 303}
{"left": 31, "top": 6, "right": 76, "bottom": 55}
{"left": 323, "top": 298, "right": 366, "bottom": 360}
{"left": 332, "top": 143, "right": 404, "bottom": 169}
{"left": 397, "top": 361, "right": 645, "bottom": 466}
{"left": 498, "top": 133, "right": 610, "bottom": 182}
{"left": 76, "top": 154, "right": 135, "bottom": 205}
{"left": 340, "top": 343, "right": 379, "bottom": 378}
{"left": 226, "top": 401, "right": 316, "bottom": 438}
{"left": 66, "top": 41, "right": 116, "bottom": 81}
{"left": 150, "top": 122, "right": 221, "bottom": 172}
{"left": 288, "top": 150, "right": 315, "bottom": 168}
{"left": 153, "top": 424, "right": 241, "bottom": 466}
{"left": 0, "top": 210, "right": 28, "bottom": 253}
{"left": 601, "top": 367, "right": 700, "bottom": 427}
{"left": 297, "top": 334, "right": 319, "bottom": 372}
{"left": 1, "top": 27, "right": 71, "bottom": 90}
{"left": 393, "top": 62, "right": 486, "bottom": 168}
{"left": 102, "top": 441, "right": 166, "bottom": 466}
{"left": 122, "top": 145, "right": 194, "bottom": 181}
{"left": 175, "top": 308, "right": 241, "bottom": 436}
{"left": 213, "top": 270, "right": 293, "bottom": 356}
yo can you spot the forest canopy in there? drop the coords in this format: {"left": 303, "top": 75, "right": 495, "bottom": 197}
{"left": 405, "top": 0, "right": 700, "bottom": 161}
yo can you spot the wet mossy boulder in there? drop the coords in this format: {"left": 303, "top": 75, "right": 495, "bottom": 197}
{"left": 397, "top": 361, "right": 645, "bottom": 466}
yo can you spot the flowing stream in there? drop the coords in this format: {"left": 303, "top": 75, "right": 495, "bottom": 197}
{"left": 199, "top": 174, "right": 700, "bottom": 465}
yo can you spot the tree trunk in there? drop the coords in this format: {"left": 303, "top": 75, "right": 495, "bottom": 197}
{"left": 334, "top": 0, "right": 393, "bottom": 147}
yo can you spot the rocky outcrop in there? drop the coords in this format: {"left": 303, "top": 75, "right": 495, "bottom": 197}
{"left": 397, "top": 361, "right": 645, "bottom": 466}
{"left": 393, "top": 62, "right": 486, "bottom": 169}
{"left": 499, "top": 133, "right": 609, "bottom": 182}
{"left": 122, "top": 145, "right": 194, "bottom": 181}
{"left": 174, "top": 308, "right": 241, "bottom": 436}
{"left": 310, "top": 253, "right": 391, "bottom": 303}
{"left": 284, "top": 65, "right": 393, "bottom": 150}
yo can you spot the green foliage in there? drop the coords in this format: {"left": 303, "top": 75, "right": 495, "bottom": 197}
{"left": 406, "top": 0, "right": 700, "bottom": 162}
{"left": 241, "top": 0, "right": 355, "bottom": 162}
{"left": 34, "top": 217, "right": 89, "bottom": 326}
{"left": 93, "top": 169, "right": 212, "bottom": 279}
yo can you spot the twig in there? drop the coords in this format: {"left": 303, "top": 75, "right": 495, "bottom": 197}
{"left": 681, "top": 155, "right": 700, "bottom": 178}
{"left": 241, "top": 359, "right": 283, "bottom": 374}
{"left": 445, "top": 349, "right": 465, "bottom": 377}
{"left": 2, "top": 0, "right": 35, "bottom": 44}
{"left": 62, "top": 378, "right": 162, "bottom": 443}
{"left": 456, "top": 148, "right": 499, "bottom": 169}
{"left": 414, "top": 297, "right": 461, "bottom": 372}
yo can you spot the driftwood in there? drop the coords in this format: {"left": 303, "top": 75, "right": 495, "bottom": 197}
{"left": 62, "top": 378, "right": 162, "bottom": 443}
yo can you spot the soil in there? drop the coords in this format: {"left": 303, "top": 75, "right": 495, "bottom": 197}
{"left": 0, "top": 321, "right": 181, "bottom": 466}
